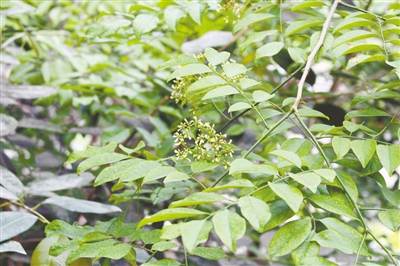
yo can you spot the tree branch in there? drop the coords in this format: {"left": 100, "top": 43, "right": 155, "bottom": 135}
{"left": 291, "top": 0, "right": 340, "bottom": 112}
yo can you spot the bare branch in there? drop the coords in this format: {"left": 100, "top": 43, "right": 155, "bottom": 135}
{"left": 291, "top": 0, "right": 340, "bottom": 112}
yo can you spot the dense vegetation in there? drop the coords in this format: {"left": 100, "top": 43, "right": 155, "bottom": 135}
{"left": 1, "top": 0, "right": 399, "bottom": 265}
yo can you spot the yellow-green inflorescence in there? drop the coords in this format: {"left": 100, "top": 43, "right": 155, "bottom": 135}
{"left": 173, "top": 117, "right": 233, "bottom": 167}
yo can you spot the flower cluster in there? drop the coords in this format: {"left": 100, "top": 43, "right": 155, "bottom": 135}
{"left": 218, "top": 0, "right": 245, "bottom": 23}
{"left": 173, "top": 117, "right": 233, "bottom": 166}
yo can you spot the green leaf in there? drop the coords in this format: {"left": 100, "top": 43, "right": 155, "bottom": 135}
{"left": 203, "top": 179, "right": 254, "bottom": 192}
{"left": 101, "top": 126, "right": 132, "bottom": 144}
{"left": 285, "top": 19, "right": 323, "bottom": 36}
{"left": 187, "top": 2, "right": 201, "bottom": 24}
{"left": 288, "top": 47, "right": 308, "bottom": 63}
{"left": 95, "top": 243, "right": 133, "bottom": 261}
{"left": 133, "top": 14, "right": 159, "bottom": 38}
{"left": 160, "top": 224, "right": 182, "bottom": 241}
{"left": 45, "top": 220, "right": 94, "bottom": 239}
{"left": 164, "top": 5, "right": 185, "bottom": 31}
{"left": 333, "top": 18, "right": 376, "bottom": 33}
{"left": 289, "top": 172, "right": 321, "bottom": 193}
{"left": 168, "top": 63, "right": 212, "bottom": 81}
{"left": 66, "top": 239, "right": 117, "bottom": 264}
{"left": 313, "top": 169, "right": 336, "bottom": 182}
{"left": 223, "top": 63, "right": 247, "bottom": 77}
{"left": 138, "top": 208, "right": 207, "bottom": 228}
{"left": 229, "top": 158, "right": 278, "bottom": 176}
{"left": 65, "top": 142, "right": 118, "bottom": 165}
{"left": 157, "top": 54, "right": 198, "bottom": 69}
{"left": 255, "top": 42, "right": 285, "bottom": 59}
{"left": 292, "top": 232, "right": 335, "bottom": 266}
{"left": 77, "top": 153, "right": 130, "bottom": 175}
{"left": 0, "top": 186, "right": 18, "bottom": 201}
{"left": 169, "top": 192, "right": 227, "bottom": 208}
{"left": 263, "top": 200, "right": 295, "bottom": 231}
{"left": 336, "top": 170, "right": 359, "bottom": 203}
{"left": 191, "top": 161, "right": 219, "bottom": 173}
{"left": 205, "top": 48, "right": 230, "bottom": 66}
{"left": 308, "top": 192, "right": 357, "bottom": 219}
{"left": 253, "top": 90, "right": 274, "bottom": 103}
{"left": 164, "top": 171, "right": 190, "bottom": 183}
{"left": 269, "top": 219, "right": 311, "bottom": 258}
{"left": 240, "top": 77, "right": 261, "bottom": 89}
{"left": 27, "top": 173, "right": 94, "bottom": 193}
{"left": 202, "top": 85, "right": 238, "bottom": 100}
{"left": 43, "top": 196, "right": 121, "bottom": 214}
{"left": 269, "top": 150, "right": 302, "bottom": 168}
{"left": 182, "top": 220, "right": 212, "bottom": 253}
{"left": 226, "top": 124, "right": 245, "bottom": 136}
{"left": 351, "top": 91, "right": 400, "bottom": 107}
{"left": 351, "top": 139, "right": 377, "bottom": 168}
{"left": 239, "top": 30, "right": 278, "bottom": 54}
{"left": 151, "top": 241, "right": 179, "bottom": 251}
{"left": 141, "top": 230, "right": 161, "bottom": 245}
{"left": 332, "top": 136, "right": 351, "bottom": 159}
{"left": 239, "top": 196, "right": 271, "bottom": 232}
{"left": 119, "top": 141, "right": 145, "bottom": 155}
{"left": 345, "top": 108, "right": 389, "bottom": 120}
{"left": 0, "top": 212, "right": 38, "bottom": 242}
{"left": 346, "top": 54, "right": 386, "bottom": 70}
{"left": 212, "top": 209, "right": 246, "bottom": 252}
{"left": 378, "top": 210, "right": 400, "bottom": 231}
{"left": 143, "top": 166, "right": 177, "bottom": 184}
{"left": 187, "top": 75, "right": 227, "bottom": 93}
{"left": 333, "top": 30, "right": 378, "bottom": 48}
{"left": 228, "top": 102, "right": 251, "bottom": 113}
{"left": 381, "top": 186, "right": 400, "bottom": 206}
{"left": 142, "top": 259, "right": 180, "bottom": 266}
{"left": 298, "top": 108, "right": 329, "bottom": 119}
{"left": 233, "top": 13, "right": 275, "bottom": 34}
{"left": 0, "top": 240, "right": 26, "bottom": 255}
{"left": 119, "top": 160, "right": 161, "bottom": 182}
{"left": 376, "top": 144, "right": 400, "bottom": 176}
{"left": 192, "top": 246, "right": 227, "bottom": 260}
{"left": 269, "top": 182, "right": 303, "bottom": 212}
{"left": 313, "top": 218, "right": 369, "bottom": 256}
{"left": 333, "top": 43, "right": 381, "bottom": 60}
{"left": 0, "top": 166, "right": 24, "bottom": 196}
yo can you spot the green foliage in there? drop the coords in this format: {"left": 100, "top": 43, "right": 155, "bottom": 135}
{"left": 1, "top": 0, "right": 399, "bottom": 265}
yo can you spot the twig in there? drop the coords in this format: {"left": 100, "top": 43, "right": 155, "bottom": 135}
{"left": 291, "top": 0, "right": 340, "bottom": 112}
{"left": 218, "top": 27, "right": 248, "bottom": 52}
{"left": 339, "top": 2, "right": 386, "bottom": 21}
{"left": 217, "top": 63, "right": 305, "bottom": 133}
{"left": 1, "top": 32, "right": 25, "bottom": 50}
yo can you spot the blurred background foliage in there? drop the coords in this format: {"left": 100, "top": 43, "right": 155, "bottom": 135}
{"left": 0, "top": 0, "right": 399, "bottom": 265}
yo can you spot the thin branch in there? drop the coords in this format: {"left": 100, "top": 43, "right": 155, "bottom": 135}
{"left": 217, "top": 63, "right": 305, "bottom": 133}
{"left": 367, "top": 229, "right": 398, "bottom": 266}
{"left": 1, "top": 32, "right": 25, "bottom": 50}
{"left": 218, "top": 27, "right": 248, "bottom": 52}
{"left": 292, "top": 0, "right": 340, "bottom": 112}
{"left": 339, "top": 2, "right": 386, "bottom": 21}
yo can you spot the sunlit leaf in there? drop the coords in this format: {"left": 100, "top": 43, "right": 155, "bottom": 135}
{"left": 212, "top": 210, "right": 246, "bottom": 252}
{"left": 378, "top": 210, "right": 400, "bottom": 231}
{"left": 169, "top": 192, "right": 227, "bottom": 208}
{"left": 332, "top": 136, "right": 351, "bottom": 159}
{"left": 285, "top": 19, "right": 323, "bottom": 36}
{"left": 376, "top": 144, "right": 400, "bottom": 176}
{"left": 43, "top": 196, "right": 121, "bottom": 214}
{"left": 269, "top": 219, "right": 311, "bottom": 258}
{"left": 239, "top": 196, "right": 271, "bottom": 232}
{"left": 351, "top": 139, "right": 377, "bottom": 168}
{"left": 313, "top": 218, "right": 369, "bottom": 256}
{"left": 269, "top": 182, "right": 303, "bottom": 212}
{"left": 0, "top": 212, "right": 38, "bottom": 242}
{"left": 233, "top": 13, "right": 275, "bottom": 34}
{"left": 138, "top": 208, "right": 207, "bottom": 228}
{"left": 182, "top": 220, "right": 212, "bottom": 253}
